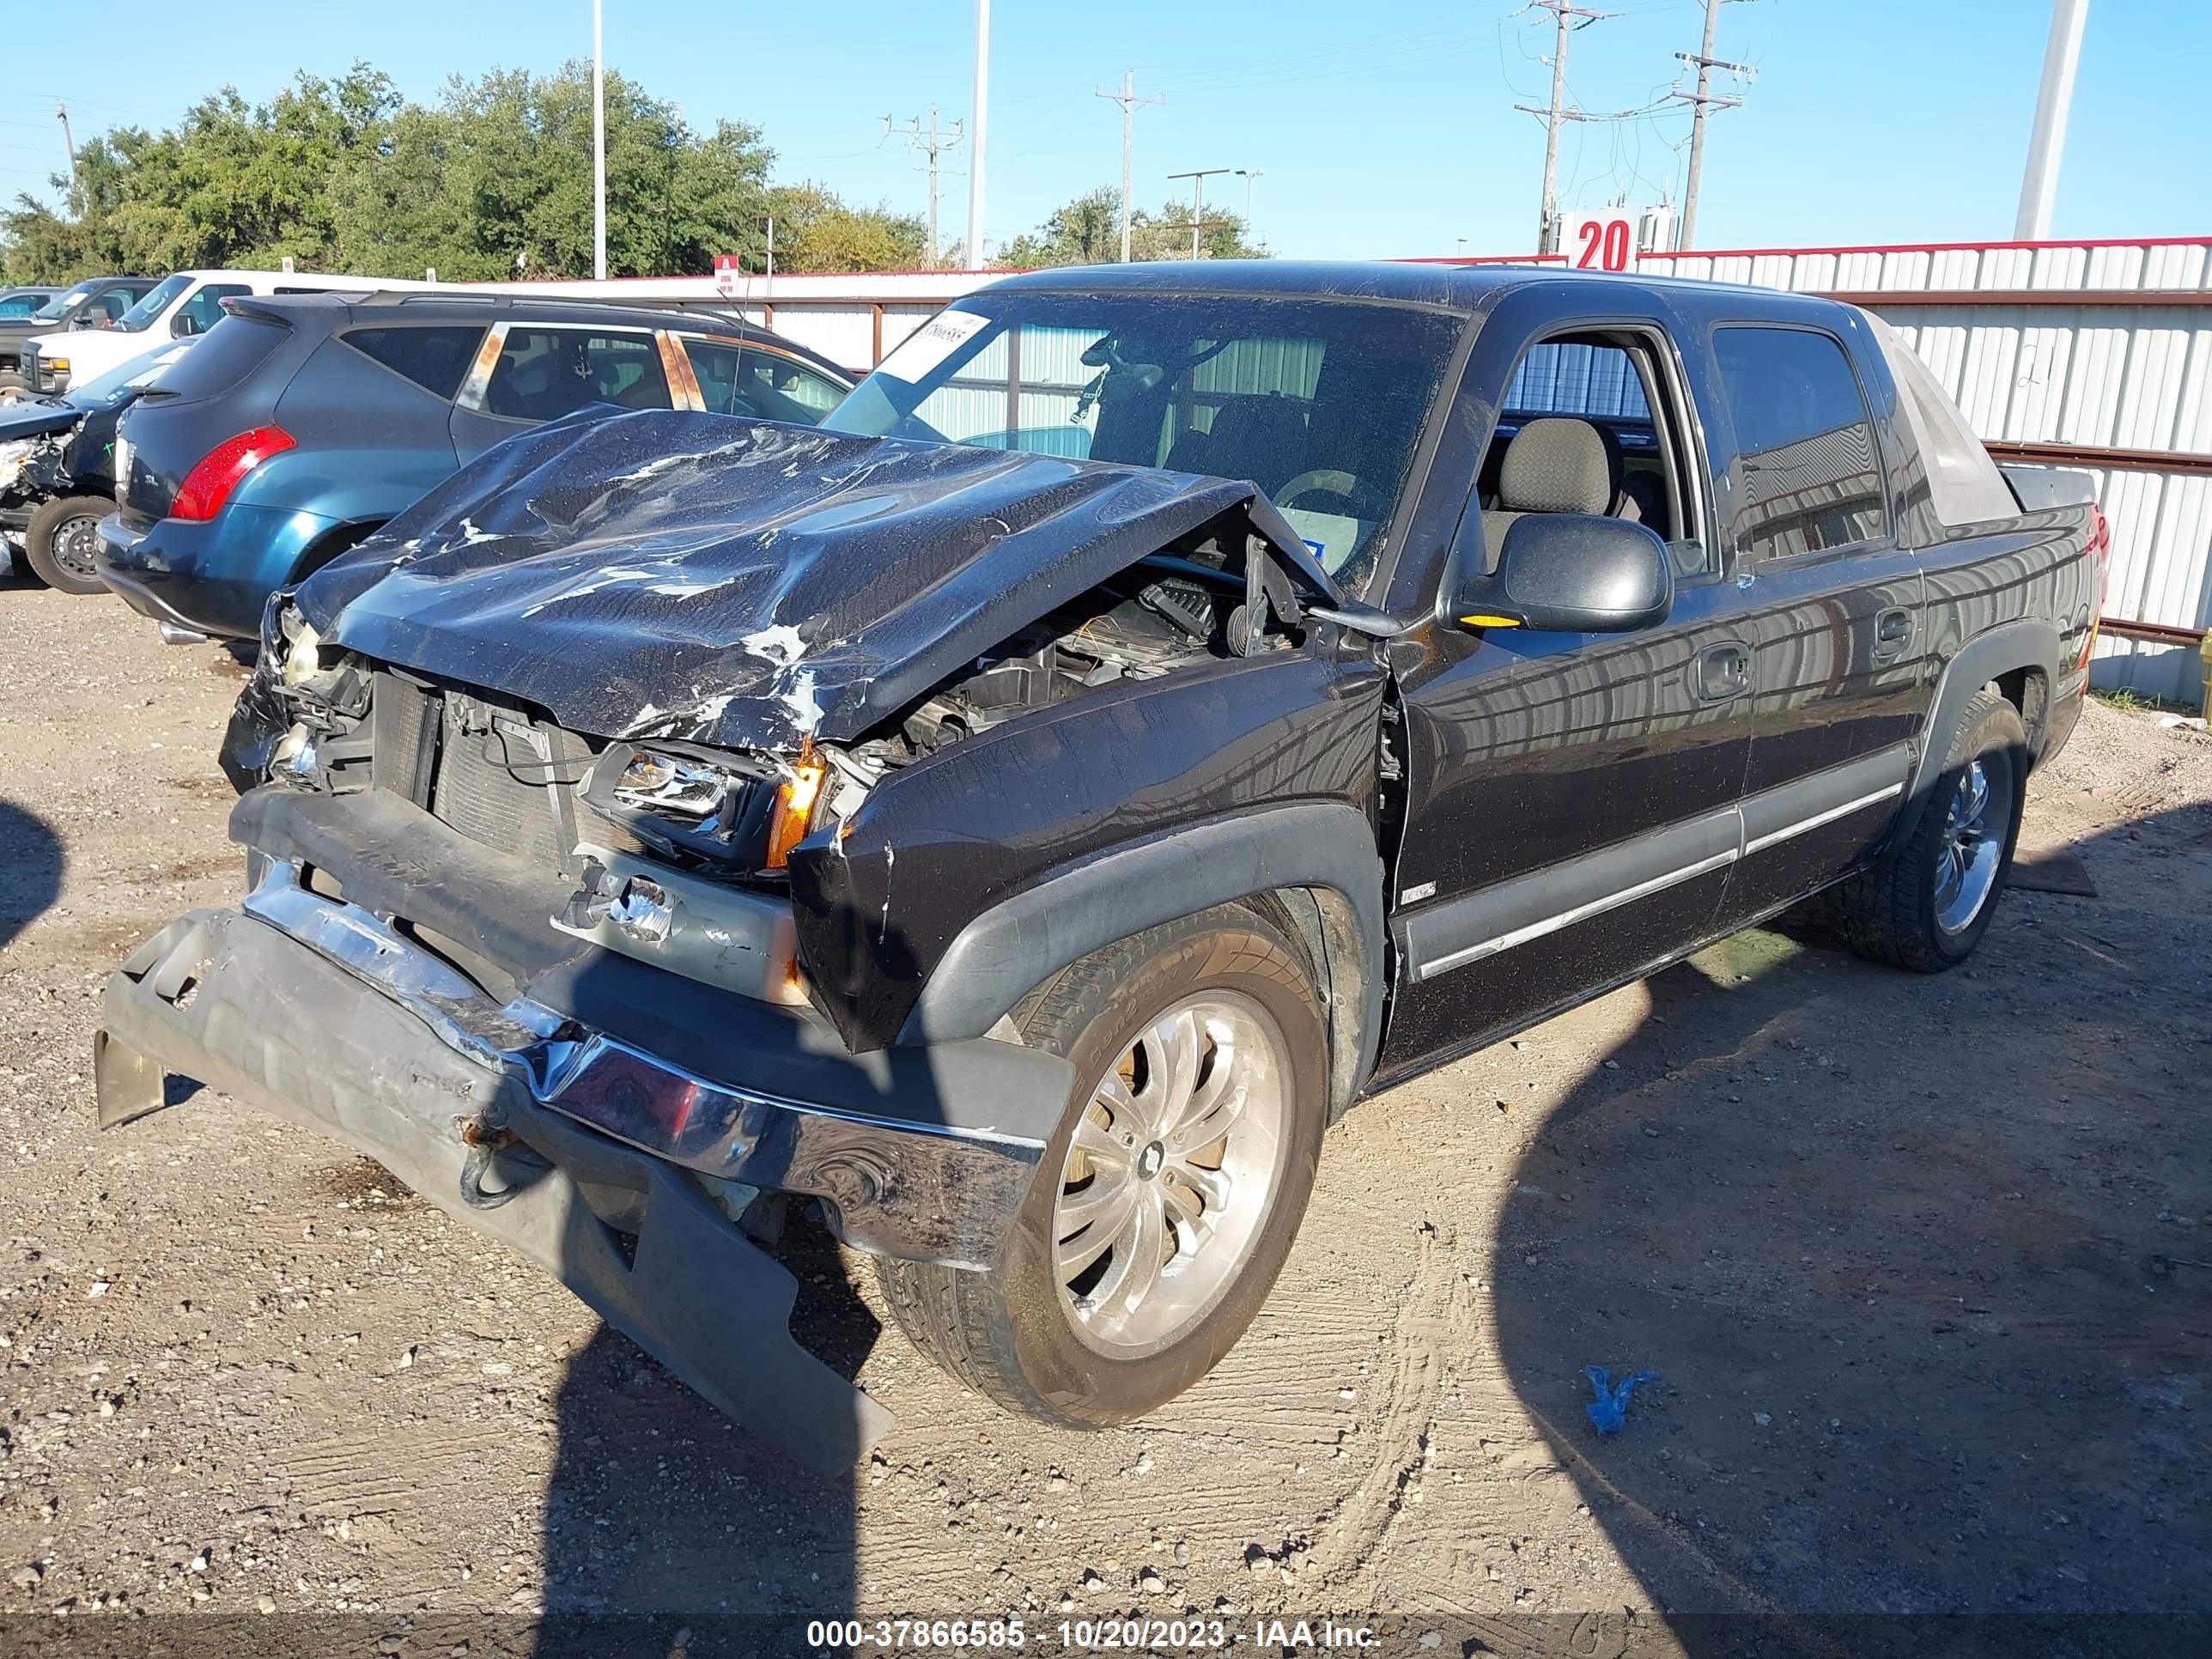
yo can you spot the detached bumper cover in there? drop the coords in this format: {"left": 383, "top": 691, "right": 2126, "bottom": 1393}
{"left": 94, "top": 876, "right": 1067, "bottom": 1472}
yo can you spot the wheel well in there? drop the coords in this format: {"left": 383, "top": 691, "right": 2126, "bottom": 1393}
{"left": 289, "top": 520, "right": 383, "bottom": 584}
{"left": 1994, "top": 666, "right": 2050, "bottom": 759}
{"left": 1247, "top": 886, "right": 1369, "bottom": 1124}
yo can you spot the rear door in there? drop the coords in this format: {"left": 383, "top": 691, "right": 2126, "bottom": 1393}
{"left": 449, "top": 322, "right": 672, "bottom": 462}
{"left": 1375, "top": 288, "right": 1759, "bottom": 1082}
{"left": 1698, "top": 318, "right": 1926, "bottom": 927}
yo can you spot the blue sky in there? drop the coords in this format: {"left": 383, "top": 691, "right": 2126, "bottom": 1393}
{"left": 3, "top": 0, "right": 2204, "bottom": 263}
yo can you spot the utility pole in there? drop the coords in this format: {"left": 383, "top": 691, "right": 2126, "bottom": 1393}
{"left": 1096, "top": 71, "right": 1165, "bottom": 262}
{"left": 1236, "top": 168, "right": 1264, "bottom": 246}
{"left": 966, "top": 0, "right": 990, "bottom": 267}
{"left": 591, "top": 0, "right": 607, "bottom": 280}
{"left": 54, "top": 102, "right": 79, "bottom": 210}
{"left": 1670, "top": 0, "right": 1752, "bottom": 250}
{"left": 1167, "top": 167, "right": 1235, "bottom": 258}
{"left": 1515, "top": 1, "right": 1607, "bottom": 254}
{"left": 2015, "top": 0, "right": 2089, "bottom": 240}
{"left": 885, "top": 107, "right": 965, "bottom": 266}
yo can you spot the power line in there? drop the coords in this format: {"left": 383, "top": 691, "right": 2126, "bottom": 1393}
{"left": 1514, "top": 0, "right": 1612, "bottom": 252}
{"left": 1668, "top": 0, "right": 1755, "bottom": 247}
{"left": 884, "top": 107, "right": 965, "bottom": 266}
{"left": 1095, "top": 72, "right": 1164, "bottom": 264}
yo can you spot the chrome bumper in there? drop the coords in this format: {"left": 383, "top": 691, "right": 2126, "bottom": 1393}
{"left": 103, "top": 862, "right": 1062, "bottom": 1269}
{"left": 93, "top": 866, "right": 1070, "bottom": 1470}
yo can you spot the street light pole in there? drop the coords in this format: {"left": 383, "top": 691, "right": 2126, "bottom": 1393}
{"left": 2015, "top": 0, "right": 2089, "bottom": 240}
{"left": 592, "top": 0, "right": 607, "bottom": 280}
{"left": 967, "top": 0, "right": 990, "bottom": 267}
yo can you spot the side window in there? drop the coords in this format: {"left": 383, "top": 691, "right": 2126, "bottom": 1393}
{"left": 174, "top": 283, "right": 249, "bottom": 336}
{"left": 1480, "top": 330, "right": 1696, "bottom": 569}
{"left": 343, "top": 326, "right": 488, "bottom": 401}
{"left": 1505, "top": 341, "right": 1651, "bottom": 420}
{"left": 483, "top": 328, "right": 669, "bottom": 421}
{"left": 88, "top": 287, "right": 137, "bottom": 323}
{"left": 683, "top": 339, "right": 844, "bottom": 423}
{"left": 0, "top": 295, "right": 40, "bottom": 319}
{"left": 1712, "top": 326, "right": 1886, "bottom": 562}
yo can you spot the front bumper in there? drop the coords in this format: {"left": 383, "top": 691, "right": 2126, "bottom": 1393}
{"left": 95, "top": 836, "right": 1072, "bottom": 1469}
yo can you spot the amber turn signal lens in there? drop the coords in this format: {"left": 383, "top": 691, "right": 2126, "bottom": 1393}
{"left": 763, "top": 756, "right": 827, "bottom": 870}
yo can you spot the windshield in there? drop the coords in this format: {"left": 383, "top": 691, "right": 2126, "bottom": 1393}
{"left": 33, "top": 285, "right": 94, "bottom": 322}
{"left": 115, "top": 274, "right": 193, "bottom": 333}
{"left": 64, "top": 341, "right": 194, "bottom": 408}
{"left": 824, "top": 292, "right": 1464, "bottom": 592}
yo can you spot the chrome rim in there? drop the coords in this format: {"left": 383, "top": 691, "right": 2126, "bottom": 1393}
{"left": 53, "top": 515, "right": 100, "bottom": 581}
{"left": 1053, "top": 993, "right": 1288, "bottom": 1357}
{"left": 1934, "top": 757, "right": 2004, "bottom": 933}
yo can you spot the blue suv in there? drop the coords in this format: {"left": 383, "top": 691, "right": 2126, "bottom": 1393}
{"left": 97, "top": 292, "right": 850, "bottom": 641}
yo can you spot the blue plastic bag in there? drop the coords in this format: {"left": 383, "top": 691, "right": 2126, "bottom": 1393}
{"left": 1583, "top": 1364, "right": 1659, "bottom": 1434}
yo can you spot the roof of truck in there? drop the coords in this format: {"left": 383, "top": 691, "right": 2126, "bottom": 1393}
{"left": 982, "top": 258, "right": 1858, "bottom": 321}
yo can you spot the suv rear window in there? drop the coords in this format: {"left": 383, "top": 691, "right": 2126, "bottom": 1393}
{"left": 1713, "top": 325, "right": 1886, "bottom": 561}
{"left": 144, "top": 313, "right": 288, "bottom": 404}
{"left": 344, "top": 325, "right": 485, "bottom": 401}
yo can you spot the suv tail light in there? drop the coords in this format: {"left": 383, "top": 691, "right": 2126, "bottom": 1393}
{"left": 2078, "top": 502, "right": 2112, "bottom": 669}
{"left": 172, "top": 424, "right": 295, "bottom": 522}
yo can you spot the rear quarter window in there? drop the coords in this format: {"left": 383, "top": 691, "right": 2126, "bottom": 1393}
{"left": 343, "top": 325, "right": 487, "bottom": 401}
{"left": 146, "top": 314, "right": 289, "bottom": 404}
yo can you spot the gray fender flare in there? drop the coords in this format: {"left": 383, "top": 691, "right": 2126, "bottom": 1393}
{"left": 1895, "top": 617, "right": 2058, "bottom": 845}
{"left": 899, "top": 802, "right": 1386, "bottom": 1119}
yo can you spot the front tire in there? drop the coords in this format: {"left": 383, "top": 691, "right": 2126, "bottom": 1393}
{"left": 1838, "top": 687, "right": 2027, "bottom": 972}
{"left": 23, "top": 495, "right": 115, "bottom": 596}
{"left": 877, "top": 903, "right": 1329, "bottom": 1426}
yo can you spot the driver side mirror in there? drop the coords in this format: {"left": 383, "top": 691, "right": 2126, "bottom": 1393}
{"left": 1452, "top": 513, "right": 1674, "bottom": 634}
{"left": 171, "top": 313, "right": 200, "bottom": 338}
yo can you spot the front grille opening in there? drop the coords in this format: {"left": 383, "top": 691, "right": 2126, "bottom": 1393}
{"left": 301, "top": 864, "right": 344, "bottom": 903}
{"left": 389, "top": 916, "right": 520, "bottom": 1006}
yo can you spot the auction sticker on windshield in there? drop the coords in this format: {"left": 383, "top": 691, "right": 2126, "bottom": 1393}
{"left": 877, "top": 311, "right": 989, "bottom": 382}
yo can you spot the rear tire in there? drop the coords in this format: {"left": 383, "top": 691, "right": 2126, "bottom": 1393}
{"left": 876, "top": 903, "right": 1328, "bottom": 1427}
{"left": 1837, "top": 688, "right": 2027, "bottom": 972}
{"left": 24, "top": 495, "right": 115, "bottom": 596}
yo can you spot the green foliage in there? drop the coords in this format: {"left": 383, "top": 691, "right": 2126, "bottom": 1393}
{"left": 1, "top": 61, "right": 921, "bottom": 283}
{"left": 998, "top": 186, "right": 1266, "bottom": 268}
{"left": 765, "top": 183, "right": 927, "bottom": 275}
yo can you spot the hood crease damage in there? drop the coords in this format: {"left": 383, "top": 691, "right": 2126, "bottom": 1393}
{"left": 296, "top": 410, "right": 1339, "bottom": 752}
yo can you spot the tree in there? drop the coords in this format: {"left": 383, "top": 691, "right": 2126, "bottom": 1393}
{"left": 766, "top": 183, "right": 927, "bottom": 274}
{"left": 997, "top": 187, "right": 1265, "bottom": 268}
{"left": 0, "top": 59, "right": 913, "bottom": 283}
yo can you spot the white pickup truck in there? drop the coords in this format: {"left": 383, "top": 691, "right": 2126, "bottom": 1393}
{"left": 21, "top": 269, "right": 476, "bottom": 395}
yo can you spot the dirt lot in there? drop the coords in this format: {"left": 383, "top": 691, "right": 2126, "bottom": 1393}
{"left": 0, "top": 569, "right": 2206, "bottom": 1657}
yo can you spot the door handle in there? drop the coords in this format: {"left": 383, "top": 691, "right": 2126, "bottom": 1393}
{"left": 1873, "top": 607, "right": 1915, "bottom": 660}
{"left": 1695, "top": 641, "right": 1753, "bottom": 702}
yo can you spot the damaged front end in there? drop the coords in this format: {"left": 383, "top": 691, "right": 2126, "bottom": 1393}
{"left": 108, "top": 410, "right": 1360, "bottom": 1468}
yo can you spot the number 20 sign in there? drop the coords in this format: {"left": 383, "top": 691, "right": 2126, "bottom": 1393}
{"left": 1563, "top": 210, "right": 1638, "bottom": 271}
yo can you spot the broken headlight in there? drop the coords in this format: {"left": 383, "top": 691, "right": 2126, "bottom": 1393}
{"left": 583, "top": 742, "right": 779, "bottom": 868}
{"left": 0, "top": 438, "right": 35, "bottom": 492}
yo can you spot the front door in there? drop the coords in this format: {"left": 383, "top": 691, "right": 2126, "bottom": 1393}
{"left": 1373, "top": 292, "right": 1758, "bottom": 1084}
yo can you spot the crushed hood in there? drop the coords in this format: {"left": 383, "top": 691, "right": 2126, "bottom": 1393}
{"left": 0, "top": 402, "right": 82, "bottom": 444}
{"left": 299, "top": 409, "right": 1340, "bottom": 749}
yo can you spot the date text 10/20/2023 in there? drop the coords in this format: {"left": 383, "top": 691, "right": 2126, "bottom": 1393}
{"left": 805, "top": 1617, "right": 1381, "bottom": 1650}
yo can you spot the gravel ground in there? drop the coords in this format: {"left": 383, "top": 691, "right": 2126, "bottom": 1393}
{"left": 0, "top": 572, "right": 2206, "bottom": 1657}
